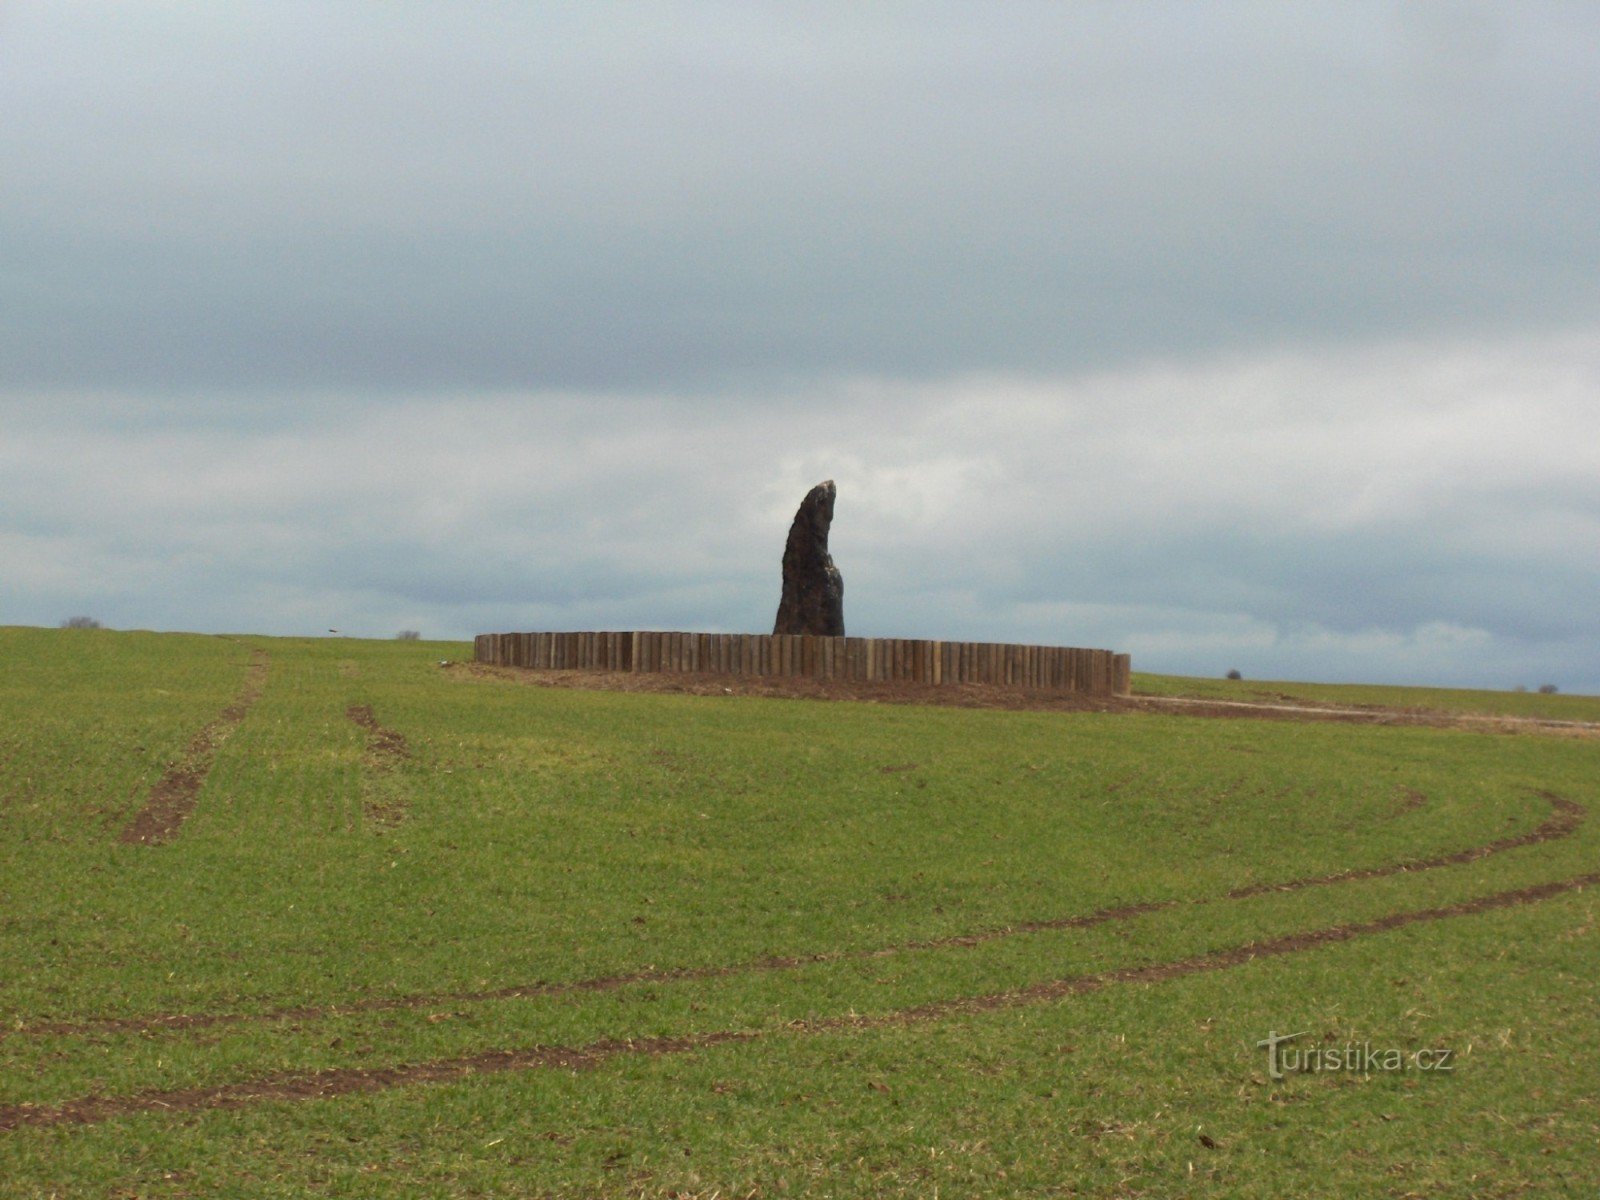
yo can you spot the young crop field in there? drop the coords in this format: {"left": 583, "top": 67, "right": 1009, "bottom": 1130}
{"left": 1, "top": 627, "right": 1597, "bottom": 1197}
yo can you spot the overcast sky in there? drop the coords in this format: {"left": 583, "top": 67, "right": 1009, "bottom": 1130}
{"left": 3, "top": 2, "right": 1597, "bottom": 692}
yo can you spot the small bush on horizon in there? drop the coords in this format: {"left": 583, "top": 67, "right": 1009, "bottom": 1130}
{"left": 396, "top": 630, "right": 421, "bottom": 641}
{"left": 1538, "top": 683, "right": 1558, "bottom": 694}
{"left": 1225, "top": 668, "right": 1242, "bottom": 680}
{"left": 60, "top": 616, "right": 102, "bottom": 629}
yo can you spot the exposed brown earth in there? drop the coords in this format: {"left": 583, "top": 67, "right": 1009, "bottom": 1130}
{"left": 15, "top": 791, "right": 1581, "bottom": 1044}
{"left": 346, "top": 704, "right": 408, "bottom": 765}
{"left": 4, "top": 869, "right": 1595, "bottom": 1132}
{"left": 117, "top": 649, "right": 270, "bottom": 845}
{"left": 1388, "top": 786, "right": 1430, "bottom": 817}
{"left": 346, "top": 703, "right": 410, "bottom": 826}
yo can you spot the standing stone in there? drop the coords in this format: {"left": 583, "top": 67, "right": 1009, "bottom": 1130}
{"left": 773, "top": 480, "right": 845, "bottom": 636}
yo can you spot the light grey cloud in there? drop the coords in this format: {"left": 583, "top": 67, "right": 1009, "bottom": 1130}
{"left": 4, "top": 329, "right": 1597, "bottom": 691}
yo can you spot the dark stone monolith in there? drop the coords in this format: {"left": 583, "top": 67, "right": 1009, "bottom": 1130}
{"left": 773, "top": 480, "right": 845, "bottom": 636}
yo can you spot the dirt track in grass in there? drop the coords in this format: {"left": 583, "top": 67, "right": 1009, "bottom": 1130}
{"left": 3, "top": 869, "right": 1596, "bottom": 1132}
{"left": 456, "top": 664, "right": 1600, "bottom": 736}
{"left": 346, "top": 704, "right": 408, "bottom": 766}
{"left": 117, "top": 649, "right": 270, "bottom": 846}
{"left": 346, "top": 703, "right": 410, "bottom": 826}
{"left": 1222, "top": 791, "right": 1581, "bottom": 899}
{"left": 13, "top": 792, "right": 1581, "bottom": 1044}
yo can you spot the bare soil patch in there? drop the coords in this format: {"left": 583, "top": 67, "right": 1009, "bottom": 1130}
{"left": 346, "top": 703, "right": 410, "bottom": 827}
{"left": 118, "top": 649, "right": 269, "bottom": 846}
{"left": 1387, "top": 786, "right": 1430, "bottom": 818}
{"left": 346, "top": 704, "right": 408, "bottom": 765}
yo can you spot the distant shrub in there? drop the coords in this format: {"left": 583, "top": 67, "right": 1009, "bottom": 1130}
{"left": 396, "top": 630, "right": 421, "bottom": 641}
{"left": 60, "top": 616, "right": 102, "bottom": 629}
{"left": 1225, "top": 669, "right": 1242, "bottom": 681}
{"left": 1538, "top": 683, "right": 1558, "bottom": 695}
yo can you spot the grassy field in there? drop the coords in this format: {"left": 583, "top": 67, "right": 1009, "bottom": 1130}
{"left": 1, "top": 627, "right": 1597, "bottom": 1197}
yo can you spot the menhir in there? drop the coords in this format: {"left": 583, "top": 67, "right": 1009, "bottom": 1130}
{"left": 773, "top": 480, "right": 845, "bottom": 636}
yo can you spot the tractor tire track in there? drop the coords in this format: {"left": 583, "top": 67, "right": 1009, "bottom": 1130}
{"left": 118, "top": 649, "right": 270, "bottom": 846}
{"left": 3, "top": 869, "right": 1596, "bottom": 1132}
{"left": 11, "top": 791, "right": 1584, "bottom": 1043}
{"left": 1224, "top": 791, "right": 1581, "bottom": 899}
{"left": 346, "top": 703, "right": 410, "bottom": 827}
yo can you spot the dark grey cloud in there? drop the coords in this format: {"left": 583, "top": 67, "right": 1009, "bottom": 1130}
{"left": 4, "top": 2, "right": 1597, "bottom": 393}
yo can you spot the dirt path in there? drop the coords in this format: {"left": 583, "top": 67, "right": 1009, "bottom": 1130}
{"left": 3, "top": 868, "right": 1595, "bottom": 1132}
{"left": 118, "top": 648, "right": 270, "bottom": 846}
{"left": 1128, "top": 693, "right": 1600, "bottom": 735}
{"left": 19, "top": 790, "right": 1582, "bottom": 1044}
{"left": 346, "top": 704, "right": 408, "bottom": 765}
{"left": 346, "top": 703, "right": 409, "bottom": 826}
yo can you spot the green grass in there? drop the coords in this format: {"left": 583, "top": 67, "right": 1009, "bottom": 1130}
{"left": 1133, "top": 670, "right": 1600, "bottom": 722}
{"left": 2, "top": 628, "right": 1597, "bottom": 1196}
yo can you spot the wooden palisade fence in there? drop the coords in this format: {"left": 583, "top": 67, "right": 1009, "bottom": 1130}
{"left": 474, "top": 631, "right": 1131, "bottom": 697}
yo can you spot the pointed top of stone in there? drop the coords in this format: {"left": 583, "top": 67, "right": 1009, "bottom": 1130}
{"left": 773, "top": 481, "right": 845, "bottom": 636}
